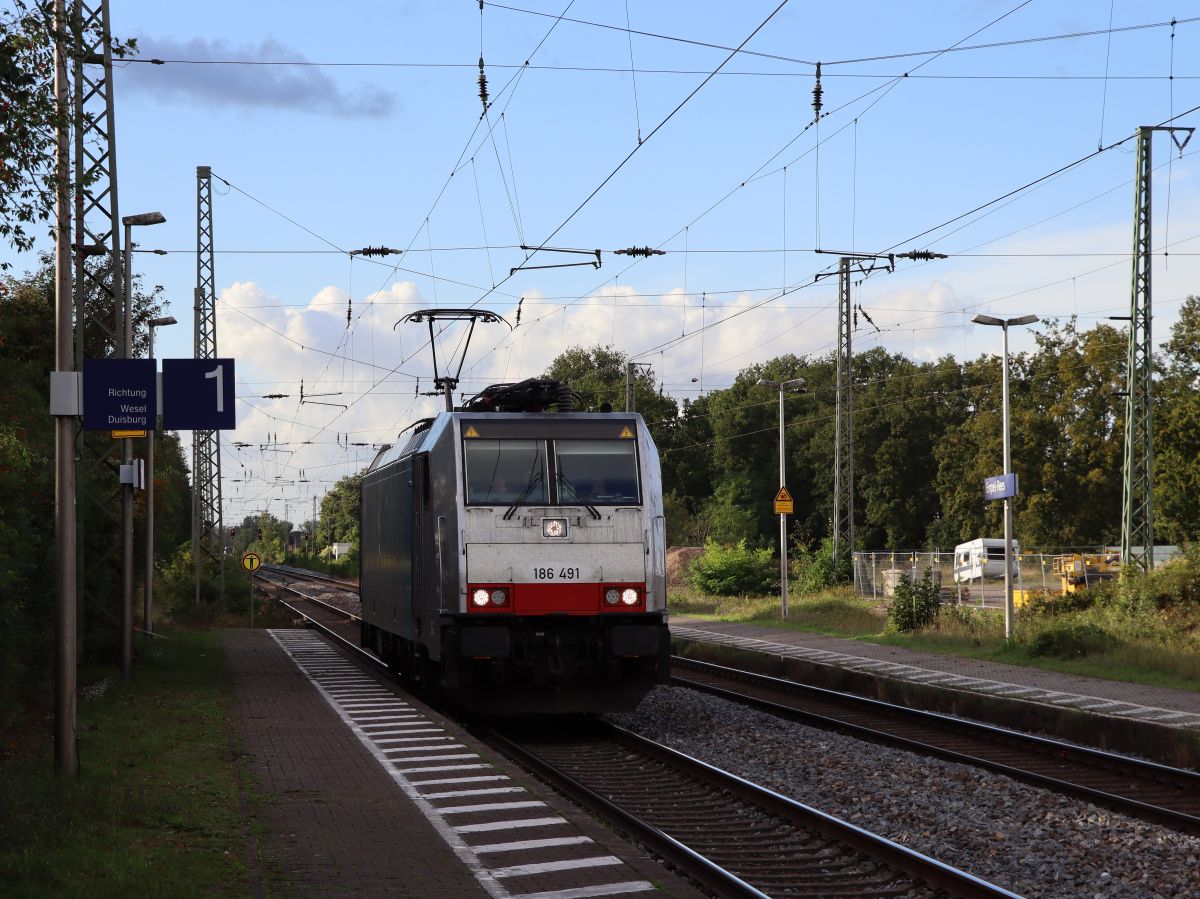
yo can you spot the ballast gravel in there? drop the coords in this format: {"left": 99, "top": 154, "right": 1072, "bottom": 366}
{"left": 609, "top": 685, "right": 1200, "bottom": 899}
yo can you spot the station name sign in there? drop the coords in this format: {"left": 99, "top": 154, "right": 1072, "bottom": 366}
{"left": 983, "top": 472, "right": 1018, "bottom": 501}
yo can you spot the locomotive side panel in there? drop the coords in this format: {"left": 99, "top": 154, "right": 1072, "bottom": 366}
{"left": 407, "top": 420, "right": 463, "bottom": 660}
{"left": 360, "top": 458, "right": 415, "bottom": 640}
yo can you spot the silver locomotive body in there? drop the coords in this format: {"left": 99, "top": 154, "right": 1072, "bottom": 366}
{"left": 360, "top": 411, "right": 670, "bottom": 713}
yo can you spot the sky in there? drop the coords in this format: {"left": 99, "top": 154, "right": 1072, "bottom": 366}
{"left": 5, "top": 1, "right": 1199, "bottom": 528}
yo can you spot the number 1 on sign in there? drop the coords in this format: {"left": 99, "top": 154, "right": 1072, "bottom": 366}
{"left": 205, "top": 364, "right": 224, "bottom": 413}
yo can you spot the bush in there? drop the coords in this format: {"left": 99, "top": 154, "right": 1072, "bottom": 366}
{"left": 793, "top": 537, "right": 852, "bottom": 593}
{"left": 1029, "top": 622, "right": 1119, "bottom": 659}
{"left": 687, "top": 539, "right": 778, "bottom": 596}
{"left": 886, "top": 567, "right": 940, "bottom": 632}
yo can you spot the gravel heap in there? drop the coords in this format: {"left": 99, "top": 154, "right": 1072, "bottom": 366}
{"left": 610, "top": 686, "right": 1200, "bottom": 899}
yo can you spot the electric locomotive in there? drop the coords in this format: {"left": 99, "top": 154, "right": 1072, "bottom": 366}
{"left": 359, "top": 379, "right": 670, "bottom": 714}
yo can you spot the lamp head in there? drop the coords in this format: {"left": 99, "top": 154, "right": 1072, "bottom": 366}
{"left": 756, "top": 378, "right": 780, "bottom": 389}
{"left": 122, "top": 211, "right": 166, "bottom": 227}
{"left": 149, "top": 316, "right": 177, "bottom": 328}
{"left": 972, "top": 314, "right": 1004, "bottom": 327}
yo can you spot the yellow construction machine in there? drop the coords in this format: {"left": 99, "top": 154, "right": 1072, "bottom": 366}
{"left": 1013, "top": 552, "right": 1121, "bottom": 606}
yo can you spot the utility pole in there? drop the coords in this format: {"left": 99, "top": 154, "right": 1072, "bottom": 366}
{"left": 1120, "top": 126, "right": 1193, "bottom": 572}
{"left": 71, "top": 0, "right": 123, "bottom": 657}
{"left": 816, "top": 249, "right": 945, "bottom": 572}
{"left": 833, "top": 257, "right": 854, "bottom": 567}
{"left": 625, "top": 361, "right": 652, "bottom": 413}
{"left": 53, "top": 0, "right": 78, "bottom": 777}
{"left": 194, "top": 167, "right": 225, "bottom": 605}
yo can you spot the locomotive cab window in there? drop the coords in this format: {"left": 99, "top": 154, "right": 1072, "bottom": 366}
{"left": 554, "top": 440, "right": 639, "bottom": 504}
{"left": 464, "top": 439, "right": 548, "bottom": 505}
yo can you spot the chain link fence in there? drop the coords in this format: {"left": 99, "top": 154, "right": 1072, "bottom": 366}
{"left": 852, "top": 549, "right": 1114, "bottom": 608}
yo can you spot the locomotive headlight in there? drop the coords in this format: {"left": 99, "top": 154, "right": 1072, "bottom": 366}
{"left": 604, "top": 588, "right": 621, "bottom": 606}
{"left": 490, "top": 588, "right": 508, "bottom": 606}
{"left": 542, "top": 517, "right": 567, "bottom": 538}
{"left": 472, "top": 588, "right": 490, "bottom": 607}
{"left": 620, "top": 588, "right": 639, "bottom": 606}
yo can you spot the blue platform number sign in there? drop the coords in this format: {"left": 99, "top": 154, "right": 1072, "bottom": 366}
{"left": 983, "top": 472, "right": 1018, "bottom": 502}
{"left": 162, "top": 358, "right": 237, "bottom": 430}
{"left": 82, "top": 358, "right": 157, "bottom": 431}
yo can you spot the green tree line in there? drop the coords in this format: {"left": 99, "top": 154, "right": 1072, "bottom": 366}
{"left": 549, "top": 303, "right": 1200, "bottom": 554}
{"left": 1, "top": 258, "right": 192, "bottom": 726}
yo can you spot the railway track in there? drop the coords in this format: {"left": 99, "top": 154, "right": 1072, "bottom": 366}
{"left": 483, "top": 717, "right": 1019, "bottom": 898}
{"left": 671, "top": 656, "right": 1200, "bottom": 836}
{"left": 254, "top": 565, "right": 362, "bottom": 644}
{"left": 256, "top": 566, "right": 1017, "bottom": 897}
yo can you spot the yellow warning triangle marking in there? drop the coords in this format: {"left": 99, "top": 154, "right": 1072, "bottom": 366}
{"left": 775, "top": 486, "right": 792, "bottom": 502}
{"left": 618, "top": 426, "right": 635, "bottom": 438}
{"left": 464, "top": 426, "right": 480, "bottom": 438}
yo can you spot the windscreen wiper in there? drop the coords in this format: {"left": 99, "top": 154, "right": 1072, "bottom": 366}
{"left": 503, "top": 470, "right": 544, "bottom": 520}
{"left": 557, "top": 473, "right": 601, "bottom": 520}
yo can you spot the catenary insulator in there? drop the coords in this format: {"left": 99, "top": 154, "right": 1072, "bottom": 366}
{"left": 812, "top": 62, "right": 823, "bottom": 117}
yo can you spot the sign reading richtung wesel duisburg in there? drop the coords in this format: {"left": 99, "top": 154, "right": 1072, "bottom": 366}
{"left": 83, "top": 358, "right": 157, "bottom": 430}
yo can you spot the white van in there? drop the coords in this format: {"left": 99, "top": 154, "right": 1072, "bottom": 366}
{"left": 953, "top": 538, "right": 1019, "bottom": 582}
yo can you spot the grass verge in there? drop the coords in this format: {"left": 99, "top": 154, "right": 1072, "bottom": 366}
{"left": 0, "top": 630, "right": 251, "bottom": 898}
{"left": 669, "top": 588, "right": 1200, "bottom": 692}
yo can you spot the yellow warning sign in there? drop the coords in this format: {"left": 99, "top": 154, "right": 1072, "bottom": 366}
{"left": 112, "top": 429, "right": 147, "bottom": 439}
{"left": 464, "top": 425, "right": 480, "bottom": 438}
{"left": 774, "top": 486, "right": 794, "bottom": 515}
{"left": 618, "top": 426, "right": 635, "bottom": 438}
{"left": 241, "top": 552, "right": 262, "bottom": 573}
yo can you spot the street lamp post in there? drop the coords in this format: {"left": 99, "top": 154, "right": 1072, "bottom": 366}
{"left": 757, "top": 377, "right": 806, "bottom": 619}
{"left": 972, "top": 313, "right": 1038, "bottom": 641}
{"left": 121, "top": 212, "right": 166, "bottom": 679}
{"left": 145, "top": 315, "right": 177, "bottom": 637}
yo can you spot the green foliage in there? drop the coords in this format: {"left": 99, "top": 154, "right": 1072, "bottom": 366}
{"left": 0, "top": 4, "right": 137, "bottom": 264}
{"left": 319, "top": 472, "right": 363, "bottom": 550}
{"left": 1091, "top": 546, "right": 1200, "bottom": 618}
{"left": 793, "top": 537, "right": 851, "bottom": 593}
{"left": 1156, "top": 299, "right": 1200, "bottom": 545}
{"left": 1029, "top": 622, "right": 1119, "bottom": 659}
{"left": 886, "top": 568, "right": 941, "bottom": 633}
{"left": 686, "top": 539, "right": 779, "bottom": 596}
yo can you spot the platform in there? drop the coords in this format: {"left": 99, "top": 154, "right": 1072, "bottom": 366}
{"left": 668, "top": 617, "right": 1200, "bottom": 768}
{"left": 224, "top": 628, "right": 704, "bottom": 899}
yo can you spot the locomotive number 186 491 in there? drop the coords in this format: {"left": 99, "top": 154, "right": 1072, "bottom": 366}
{"left": 533, "top": 567, "right": 581, "bottom": 580}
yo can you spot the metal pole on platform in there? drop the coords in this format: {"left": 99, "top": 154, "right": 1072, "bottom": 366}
{"left": 144, "top": 316, "right": 176, "bottom": 636}
{"left": 53, "top": 0, "right": 78, "bottom": 776}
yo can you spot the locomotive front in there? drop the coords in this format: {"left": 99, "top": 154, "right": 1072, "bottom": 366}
{"left": 361, "top": 407, "right": 671, "bottom": 714}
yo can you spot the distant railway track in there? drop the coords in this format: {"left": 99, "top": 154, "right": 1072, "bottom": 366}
{"left": 482, "top": 717, "right": 1018, "bottom": 899}
{"left": 671, "top": 656, "right": 1200, "bottom": 836}
{"left": 255, "top": 565, "right": 362, "bottom": 645}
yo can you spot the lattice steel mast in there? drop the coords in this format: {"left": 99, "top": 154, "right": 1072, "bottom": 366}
{"left": 1121, "top": 126, "right": 1192, "bottom": 571}
{"left": 833, "top": 257, "right": 854, "bottom": 564}
{"left": 817, "top": 250, "right": 944, "bottom": 569}
{"left": 193, "top": 166, "right": 225, "bottom": 602}
{"left": 71, "top": 0, "right": 122, "bottom": 646}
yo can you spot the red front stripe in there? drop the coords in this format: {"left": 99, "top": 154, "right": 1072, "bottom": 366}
{"left": 467, "top": 583, "right": 644, "bottom": 614}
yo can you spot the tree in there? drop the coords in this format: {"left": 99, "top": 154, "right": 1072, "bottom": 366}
{"left": 0, "top": 3, "right": 136, "bottom": 265}
{"left": 1156, "top": 296, "right": 1200, "bottom": 544}
{"left": 0, "top": 255, "right": 165, "bottom": 717}
{"left": 320, "top": 473, "right": 363, "bottom": 548}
